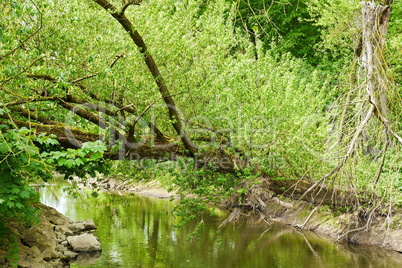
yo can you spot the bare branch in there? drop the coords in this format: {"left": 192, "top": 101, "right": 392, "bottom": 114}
{"left": 110, "top": 53, "right": 125, "bottom": 68}
{"left": 27, "top": 74, "right": 57, "bottom": 83}
{"left": 72, "top": 73, "right": 99, "bottom": 84}
{"left": 120, "top": 0, "right": 142, "bottom": 15}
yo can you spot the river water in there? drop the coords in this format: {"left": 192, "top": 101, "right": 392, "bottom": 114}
{"left": 38, "top": 184, "right": 402, "bottom": 268}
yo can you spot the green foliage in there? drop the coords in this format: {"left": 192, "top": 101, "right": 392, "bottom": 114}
{"left": 0, "top": 124, "right": 110, "bottom": 247}
{"left": 233, "top": 0, "right": 323, "bottom": 64}
{"left": 387, "top": 1, "right": 402, "bottom": 86}
{"left": 41, "top": 140, "right": 110, "bottom": 179}
{"left": 0, "top": 126, "right": 51, "bottom": 244}
{"left": 1, "top": 0, "right": 402, "bottom": 238}
{"left": 308, "top": 0, "right": 361, "bottom": 58}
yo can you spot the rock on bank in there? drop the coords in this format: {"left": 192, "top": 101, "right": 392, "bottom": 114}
{"left": 0, "top": 203, "right": 101, "bottom": 268}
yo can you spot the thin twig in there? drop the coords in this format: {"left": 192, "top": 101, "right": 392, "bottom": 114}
{"left": 373, "top": 134, "right": 389, "bottom": 185}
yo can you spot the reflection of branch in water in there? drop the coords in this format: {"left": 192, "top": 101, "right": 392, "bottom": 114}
{"left": 296, "top": 229, "right": 322, "bottom": 261}
{"left": 219, "top": 208, "right": 240, "bottom": 228}
{"left": 258, "top": 226, "right": 272, "bottom": 240}
{"left": 255, "top": 209, "right": 271, "bottom": 226}
{"left": 256, "top": 227, "right": 297, "bottom": 249}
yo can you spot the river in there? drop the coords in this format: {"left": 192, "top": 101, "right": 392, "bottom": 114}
{"left": 38, "top": 184, "right": 402, "bottom": 268}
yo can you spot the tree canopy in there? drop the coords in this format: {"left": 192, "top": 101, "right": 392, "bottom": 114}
{"left": 1, "top": 0, "right": 402, "bottom": 246}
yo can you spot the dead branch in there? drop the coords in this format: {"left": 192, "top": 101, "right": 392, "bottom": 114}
{"left": 110, "top": 53, "right": 125, "bottom": 68}
{"left": 219, "top": 208, "right": 241, "bottom": 228}
{"left": 294, "top": 206, "right": 318, "bottom": 230}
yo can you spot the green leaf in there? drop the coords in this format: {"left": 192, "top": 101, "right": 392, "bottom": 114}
{"left": 6, "top": 201, "right": 14, "bottom": 208}
{"left": 77, "top": 150, "right": 86, "bottom": 157}
{"left": 18, "top": 127, "right": 30, "bottom": 135}
{"left": 89, "top": 152, "right": 102, "bottom": 161}
{"left": 49, "top": 138, "right": 59, "bottom": 145}
{"left": 41, "top": 152, "right": 50, "bottom": 157}
{"left": 75, "top": 158, "right": 84, "bottom": 166}
{"left": 65, "top": 159, "right": 76, "bottom": 168}
{"left": 10, "top": 187, "right": 20, "bottom": 194}
{"left": 57, "top": 158, "right": 67, "bottom": 166}
{"left": 15, "top": 202, "right": 24, "bottom": 209}
{"left": 0, "top": 142, "right": 10, "bottom": 154}
{"left": 20, "top": 190, "right": 31, "bottom": 199}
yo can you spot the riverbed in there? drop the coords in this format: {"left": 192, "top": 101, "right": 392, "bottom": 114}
{"left": 38, "top": 184, "right": 402, "bottom": 268}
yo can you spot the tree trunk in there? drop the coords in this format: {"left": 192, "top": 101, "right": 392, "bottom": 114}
{"left": 92, "top": 0, "right": 198, "bottom": 157}
{"left": 361, "top": 2, "right": 390, "bottom": 116}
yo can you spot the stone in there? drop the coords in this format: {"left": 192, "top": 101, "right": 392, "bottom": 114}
{"left": 68, "top": 222, "right": 85, "bottom": 233}
{"left": 36, "top": 248, "right": 61, "bottom": 261}
{"left": 55, "top": 244, "right": 66, "bottom": 253}
{"left": 30, "top": 261, "right": 46, "bottom": 268}
{"left": 17, "top": 255, "right": 37, "bottom": 267}
{"left": 64, "top": 250, "right": 78, "bottom": 259}
{"left": 76, "top": 252, "right": 101, "bottom": 266}
{"left": 23, "top": 223, "right": 56, "bottom": 251}
{"left": 16, "top": 242, "right": 36, "bottom": 263}
{"left": 67, "top": 233, "right": 101, "bottom": 252}
{"left": 49, "top": 259, "right": 64, "bottom": 268}
{"left": 81, "top": 219, "right": 97, "bottom": 230}
{"left": 39, "top": 205, "right": 70, "bottom": 226}
{"left": 56, "top": 233, "right": 66, "bottom": 241}
{"left": 31, "top": 246, "right": 42, "bottom": 257}
{"left": 55, "top": 225, "right": 73, "bottom": 236}
{"left": 39, "top": 248, "right": 52, "bottom": 261}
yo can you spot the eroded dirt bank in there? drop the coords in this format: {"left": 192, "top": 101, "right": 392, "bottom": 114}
{"left": 222, "top": 178, "right": 402, "bottom": 253}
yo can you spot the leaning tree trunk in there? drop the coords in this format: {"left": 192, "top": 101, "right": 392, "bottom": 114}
{"left": 361, "top": 2, "right": 390, "bottom": 117}
{"left": 359, "top": 2, "right": 402, "bottom": 146}
{"left": 93, "top": 0, "right": 198, "bottom": 157}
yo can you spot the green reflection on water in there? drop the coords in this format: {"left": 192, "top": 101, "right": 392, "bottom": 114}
{"left": 38, "top": 185, "right": 402, "bottom": 268}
